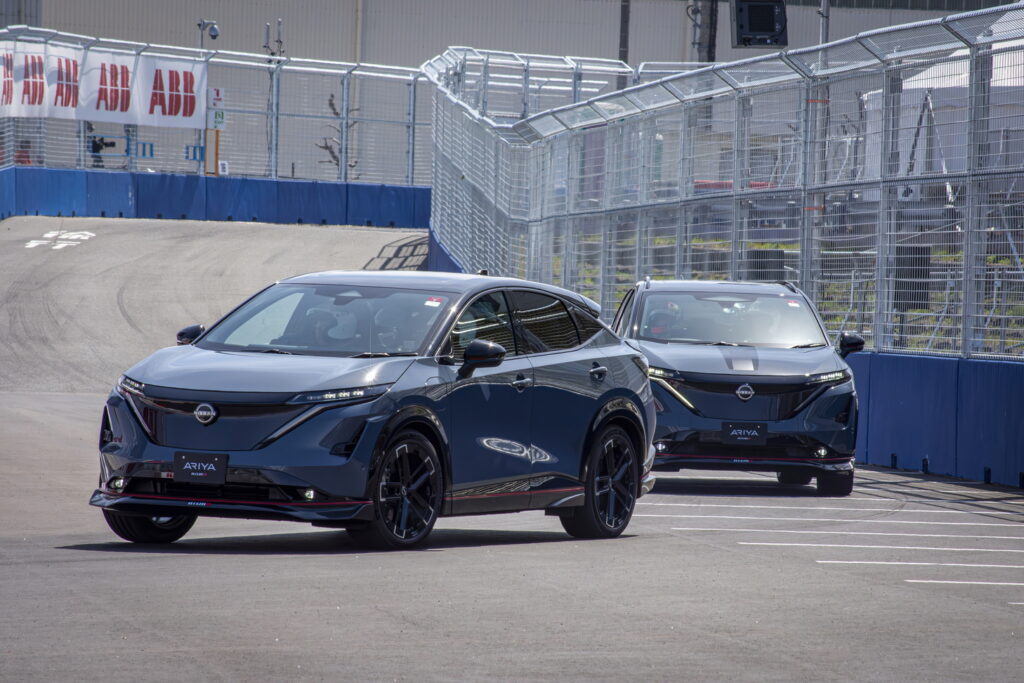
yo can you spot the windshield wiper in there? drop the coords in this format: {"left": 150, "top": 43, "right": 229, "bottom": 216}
{"left": 790, "top": 342, "right": 827, "bottom": 349}
{"left": 351, "top": 352, "right": 418, "bottom": 358}
{"left": 257, "top": 348, "right": 293, "bottom": 354}
{"left": 708, "top": 341, "right": 750, "bottom": 347}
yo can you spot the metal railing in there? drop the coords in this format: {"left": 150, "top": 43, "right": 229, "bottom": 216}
{"left": 424, "top": 3, "right": 1024, "bottom": 361}
{"left": 0, "top": 25, "right": 432, "bottom": 185}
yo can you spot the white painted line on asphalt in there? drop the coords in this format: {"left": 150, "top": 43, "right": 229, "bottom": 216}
{"left": 644, "top": 513, "right": 1024, "bottom": 527}
{"left": 816, "top": 560, "right": 1024, "bottom": 569}
{"left": 906, "top": 580, "right": 1024, "bottom": 587}
{"left": 637, "top": 502, "right": 1024, "bottom": 516}
{"left": 739, "top": 542, "right": 1024, "bottom": 553}
{"left": 670, "top": 527, "right": 1024, "bottom": 540}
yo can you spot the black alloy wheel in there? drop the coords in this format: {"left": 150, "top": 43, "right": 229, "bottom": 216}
{"left": 102, "top": 510, "right": 197, "bottom": 543}
{"left": 777, "top": 470, "right": 814, "bottom": 486}
{"left": 561, "top": 425, "right": 639, "bottom": 539}
{"left": 348, "top": 430, "right": 442, "bottom": 550}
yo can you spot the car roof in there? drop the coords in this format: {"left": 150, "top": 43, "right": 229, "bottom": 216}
{"left": 280, "top": 270, "right": 601, "bottom": 314}
{"left": 636, "top": 279, "right": 799, "bottom": 296}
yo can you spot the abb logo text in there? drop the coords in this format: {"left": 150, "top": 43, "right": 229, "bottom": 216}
{"left": 53, "top": 57, "right": 79, "bottom": 108}
{"left": 148, "top": 69, "right": 196, "bottom": 117}
{"left": 96, "top": 63, "right": 131, "bottom": 112}
{"left": 21, "top": 55, "right": 44, "bottom": 106}
{"left": 1, "top": 54, "right": 12, "bottom": 106}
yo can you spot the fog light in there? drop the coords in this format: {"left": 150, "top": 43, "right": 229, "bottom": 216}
{"left": 110, "top": 477, "right": 126, "bottom": 492}
{"left": 815, "top": 446, "right": 829, "bottom": 458}
{"left": 656, "top": 442, "right": 667, "bottom": 453}
{"left": 303, "top": 488, "right": 316, "bottom": 501}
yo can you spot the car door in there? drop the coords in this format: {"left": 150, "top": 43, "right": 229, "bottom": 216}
{"left": 440, "top": 290, "right": 536, "bottom": 514}
{"left": 507, "top": 290, "right": 608, "bottom": 507}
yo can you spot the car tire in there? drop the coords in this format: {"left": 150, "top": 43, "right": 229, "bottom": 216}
{"left": 817, "top": 471, "right": 854, "bottom": 497}
{"left": 560, "top": 425, "right": 639, "bottom": 539}
{"left": 348, "top": 430, "right": 443, "bottom": 550}
{"left": 102, "top": 510, "right": 197, "bottom": 543}
{"left": 777, "top": 470, "right": 813, "bottom": 486}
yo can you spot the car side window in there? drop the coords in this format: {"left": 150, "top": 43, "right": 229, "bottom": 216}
{"left": 510, "top": 290, "right": 580, "bottom": 354}
{"left": 613, "top": 289, "right": 635, "bottom": 336}
{"left": 572, "top": 305, "right": 607, "bottom": 344}
{"left": 446, "top": 291, "right": 517, "bottom": 361}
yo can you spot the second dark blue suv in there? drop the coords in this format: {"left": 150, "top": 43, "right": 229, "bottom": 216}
{"left": 612, "top": 279, "right": 864, "bottom": 496}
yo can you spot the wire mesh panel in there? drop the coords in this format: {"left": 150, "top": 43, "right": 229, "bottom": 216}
{"left": 807, "top": 186, "right": 880, "bottom": 345}
{"left": 810, "top": 72, "right": 884, "bottom": 186}
{"left": 735, "top": 193, "right": 802, "bottom": 283}
{"left": 879, "top": 181, "right": 968, "bottom": 355}
{"left": 687, "top": 199, "right": 734, "bottom": 281}
{"left": 742, "top": 85, "right": 804, "bottom": 190}
{"left": 970, "top": 176, "right": 1024, "bottom": 359}
{"left": 566, "top": 214, "right": 605, "bottom": 305}
{"left": 604, "top": 210, "right": 641, "bottom": 316}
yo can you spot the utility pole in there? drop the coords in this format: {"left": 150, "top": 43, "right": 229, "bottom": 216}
{"left": 689, "top": 0, "right": 718, "bottom": 63}
{"left": 819, "top": 0, "right": 830, "bottom": 45}
{"left": 617, "top": 0, "right": 631, "bottom": 90}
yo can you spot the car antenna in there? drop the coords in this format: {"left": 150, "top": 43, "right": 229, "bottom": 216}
{"left": 477, "top": 269, "right": 488, "bottom": 276}
{"left": 644, "top": 275, "right": 651, "bottom": 289}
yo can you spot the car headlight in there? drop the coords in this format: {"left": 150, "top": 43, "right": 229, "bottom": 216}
{"left": 647, "top": 366, "right": 675, "bottom": 379}
{"left": 287, "top": 384, "right": 392, "bottom": 405}
{"left": 807, "top": 370, "right": 851, "bottom": 385}
{"left": 116, "top": 375, "right": 145, "bottom": 397}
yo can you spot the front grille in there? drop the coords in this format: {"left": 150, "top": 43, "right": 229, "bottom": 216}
{"left": 127, "top": 477, "right": 304, "bottom": 503}
{"left": 663, "top": 376, "right": 823, "bottom": 421}
{"left": 128, "top": 394, "right": 308, "bottom": 450}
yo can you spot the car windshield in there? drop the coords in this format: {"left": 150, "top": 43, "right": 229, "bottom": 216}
{"left": 198, "top": 284, "right": 452, "bottom": 357}
{"left": 636, "top": 290, "right": 828, "bottom": 348}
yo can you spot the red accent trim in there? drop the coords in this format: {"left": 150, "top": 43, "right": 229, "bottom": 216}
{"left": 445, "top": 486, "right": 583, "bottom": 501}
{"left": 110, "top": 492, "right": 371, "bottom": 507}
{"left": 659, "top": 453, "right": 850, "bottom": 464}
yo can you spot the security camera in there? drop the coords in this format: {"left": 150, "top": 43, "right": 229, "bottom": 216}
{"left": 208, "top": 24, "right": 219, "bottom": 39}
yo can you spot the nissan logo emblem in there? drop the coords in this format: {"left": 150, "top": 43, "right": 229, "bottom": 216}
{"left": 735, "top": 384, "right": 755, "bottom": 401}
{"left": 194, "top": 403, "right": 218, "bottom": 425}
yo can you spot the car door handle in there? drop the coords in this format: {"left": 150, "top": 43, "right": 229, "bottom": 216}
{"left": 589, "top": 365, "right": 608, "bottom": 381}
{"left": 511, "top": 375, "right": 533, "bottom": 391}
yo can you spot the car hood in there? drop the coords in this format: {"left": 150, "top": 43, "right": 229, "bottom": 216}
{"left": 636, "top": 340, "right": 844, "bottom": 378}
{"left": 123, "top": 345, "right": 416, "bottom": 393}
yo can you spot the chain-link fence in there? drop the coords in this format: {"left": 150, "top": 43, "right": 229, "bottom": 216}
{"left": 0, "top": 25, "right": 431, "bottom": 185}
{"left": 425, "top": 4, "right": 1024, "bottom": 361}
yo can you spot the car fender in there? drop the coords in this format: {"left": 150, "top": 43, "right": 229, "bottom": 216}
{"left": 580, "top": 393, "right": 648, "bottom": 485}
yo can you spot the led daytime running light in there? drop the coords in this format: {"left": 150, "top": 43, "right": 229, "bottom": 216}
{"left": 647, "top": 366, "right": 673, "bottom": 379}
{"left": 807, "top": 370, "right": 849, "bottom": 385}
{"left": 117, "top": 375, "right": 145, "bottom": 396}
{"left": 289, "top": 384, "right": 391, "bottom": 404}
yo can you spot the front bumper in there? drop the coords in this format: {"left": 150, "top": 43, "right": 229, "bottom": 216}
{"left": 90, "top": 489, "right": 374, "bottom": 525}
{"left": 640, "top": 444, "right": 657, "bottom": 495}
{"left": 650, "top": 379, "right": 857, "bottom": 473}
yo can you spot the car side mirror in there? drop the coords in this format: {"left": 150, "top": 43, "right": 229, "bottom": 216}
{"left": 177, "top": 324, "right": 206, "bottom": 345}
{"left": 457, "top": 339, "right": 506, "bottom": 379}
{"left": 838, "top": 331, "right": 865, "bottom": 358}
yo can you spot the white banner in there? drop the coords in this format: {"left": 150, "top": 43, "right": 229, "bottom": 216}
{"left": 0, "top": 41, "right": 207, "bottom": 129}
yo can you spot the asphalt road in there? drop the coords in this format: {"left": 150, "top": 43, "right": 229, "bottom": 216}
{"left": 1, "top": 217, "right": 1022, "bottom": 681}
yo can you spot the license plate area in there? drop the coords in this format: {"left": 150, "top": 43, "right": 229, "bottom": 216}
{"left": 173, "top": 452, "right": 228, "bottom": 485}
{"left": 722, "top": 422, "right": 767, "bottom": 446}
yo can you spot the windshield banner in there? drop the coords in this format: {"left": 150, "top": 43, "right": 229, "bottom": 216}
{"left": 0, "top": 40, "right": 207, "bottom": 129}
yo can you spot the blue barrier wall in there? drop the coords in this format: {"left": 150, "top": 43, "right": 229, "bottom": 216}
{"left": 850, "top": 352, "right": 1024, "bottom": 486}
{"left": 0, "top": 167, "right": 429, "bottom": 228}
{"left": 426, "top": 228, "right": 464, "bottom": 273}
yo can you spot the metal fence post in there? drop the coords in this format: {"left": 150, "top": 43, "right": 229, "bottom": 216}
{"left": 269, "top": 61, "right": 283, "bottom": 179}
{"left": 962, "top": 42, "right": 993, "bottom": 357}
{"left": 407, "top": 74, "right": 418, "bottom": 185}
{"left": 339, "top": 71, "right": 351, "bottom": 182}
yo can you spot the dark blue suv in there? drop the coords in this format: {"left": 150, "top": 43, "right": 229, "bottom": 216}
{"left": 91, "top": 271, "right": 655, "bottom": 548}
{"left": 612, "top": 279, "right": 863, "bottom": 496}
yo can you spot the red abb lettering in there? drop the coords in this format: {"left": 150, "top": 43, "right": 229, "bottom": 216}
{"left": 52, "top": 57, "right": 79, "bottom": 108}
{"left": 1, "top": 54, "right": 13, "bottom": 106}
{"left": 20, "top": 55, "right": 44, "bottom": 106}
{"left": 97, "top": 64, "right": 131, "bottom": 112}
{"left": 149, "top": 68, "right": 196, "bottom": 117}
